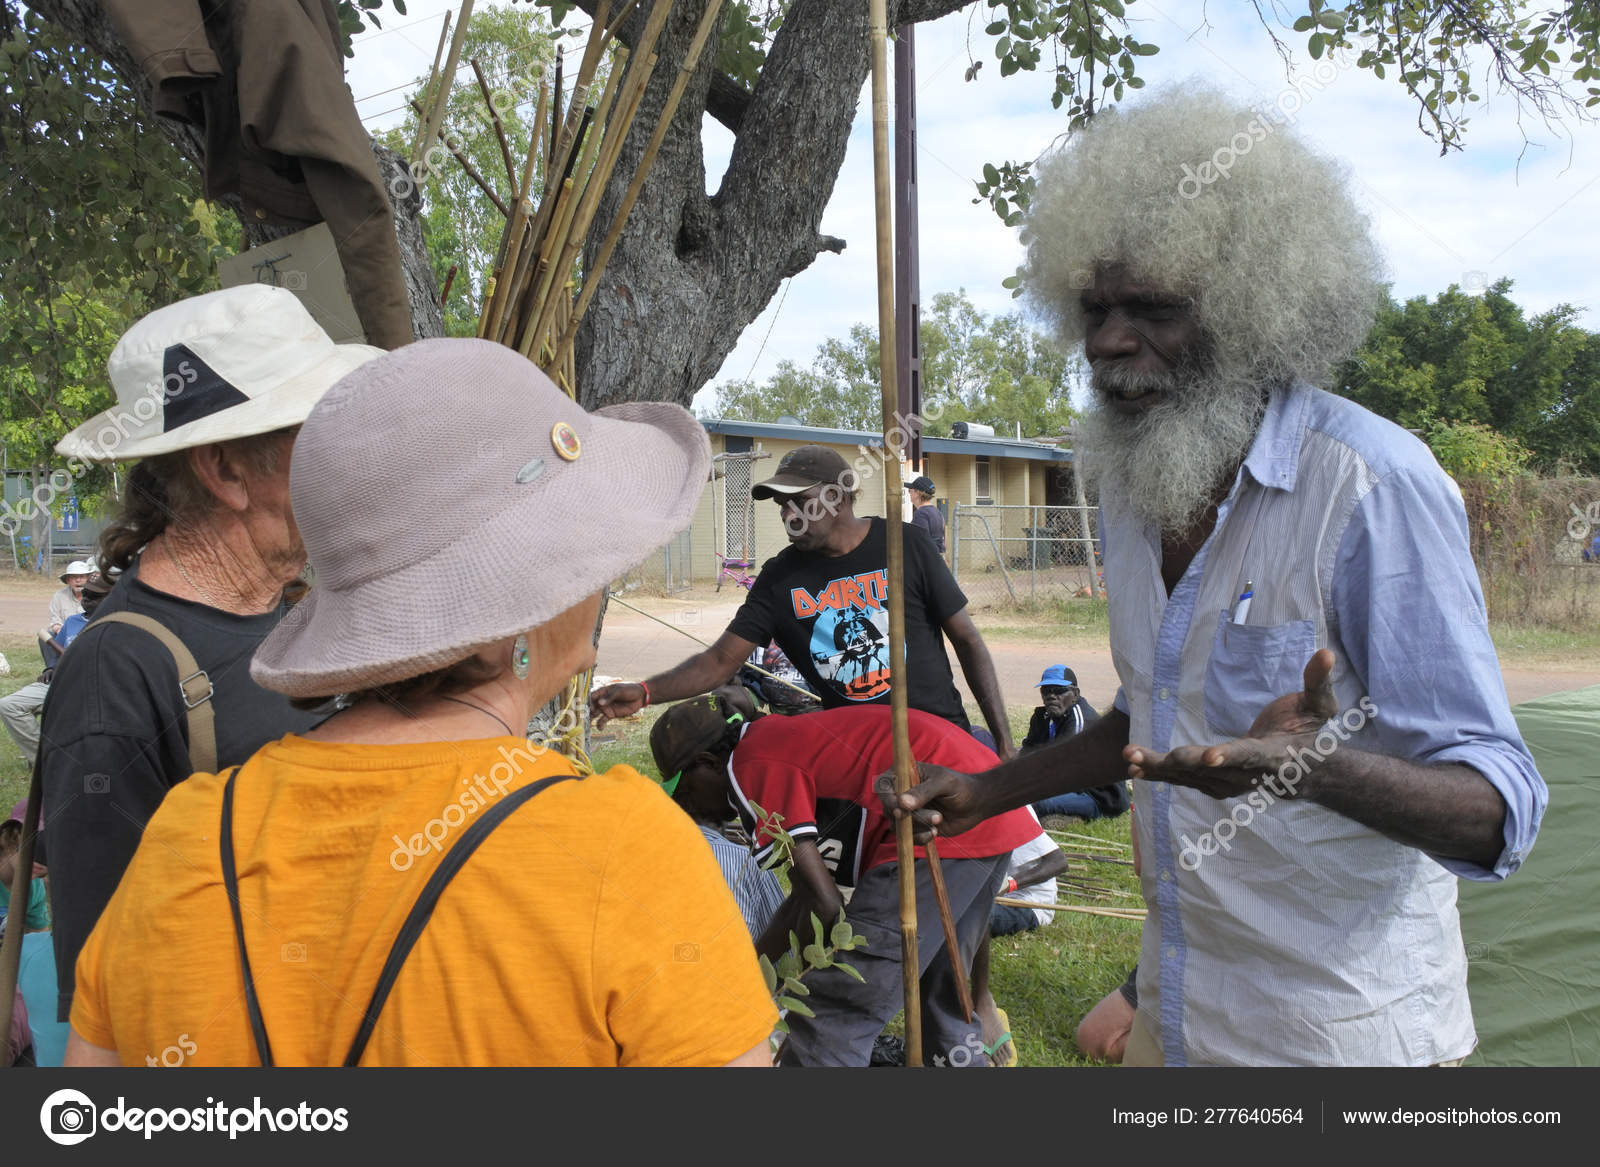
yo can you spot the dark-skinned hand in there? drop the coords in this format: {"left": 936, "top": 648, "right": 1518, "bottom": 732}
{"left": 1122, "top": 648, "right": 1339, "bottom": 800}
{"left": 874, "top": 762, "right": 987, "bottom": 844}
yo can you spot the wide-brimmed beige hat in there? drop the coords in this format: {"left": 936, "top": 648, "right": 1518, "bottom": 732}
{"left": 56, "top": 285, "right": 386, "bottom": 462}
{"left": 251, "top": 339, "right": 711, "bottom": 698}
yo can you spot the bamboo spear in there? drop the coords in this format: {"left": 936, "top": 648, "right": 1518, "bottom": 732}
{"left": 414, "top": 0, "right": 475, "bottom": 192}
{"left": 868, "top": 0, "right": 926, "bottom": 1067}
{"left": 408, "top": 99, "right": 509, "bottom": 216}
{"left": 410, "top": 7, "right": 455, "bottom": 164}
{"left": 470, "top": 56, "right": 518, "bottom": 191}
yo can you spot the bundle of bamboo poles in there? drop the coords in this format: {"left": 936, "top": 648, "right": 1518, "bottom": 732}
{"left": 402, "top": 0, "right": 727, "bottom": 394}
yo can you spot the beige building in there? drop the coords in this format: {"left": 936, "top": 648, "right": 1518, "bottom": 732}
{"left": 634, "top": 418, "right": 1078, "bottom": 591}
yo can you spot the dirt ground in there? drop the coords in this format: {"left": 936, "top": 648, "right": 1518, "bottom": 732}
{"left": 595, "top": 586, "right": 1600, "bottom": 711}
{"left": 4, "top": 571, "right": 1595, "bottom": 707}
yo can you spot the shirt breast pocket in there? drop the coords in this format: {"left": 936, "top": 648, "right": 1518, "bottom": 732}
{"left": 1202, "top": 613, "right": 1318, "bottom": 739}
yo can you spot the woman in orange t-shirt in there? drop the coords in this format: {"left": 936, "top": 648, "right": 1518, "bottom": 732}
{"left": 65, "top": 340, "right": 776, "bottom": 1067}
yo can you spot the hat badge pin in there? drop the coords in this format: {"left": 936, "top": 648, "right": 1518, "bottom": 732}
{"left": 551, "top": 421, "right": 581, "bottom": 461}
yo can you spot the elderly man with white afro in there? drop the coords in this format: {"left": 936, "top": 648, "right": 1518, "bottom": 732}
{"left": 882, "top": 86, "right": 1547, "bottom": 1067}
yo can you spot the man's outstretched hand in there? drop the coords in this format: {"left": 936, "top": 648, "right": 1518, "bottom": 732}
{"left": 1123, "top": 648, "right": 1340, "bottom": 800}
{"left": 589, "top": 682, "right": 646, "bottom": 729}
{"left": 874, "top": 762, "right": 989, "bottom": 843}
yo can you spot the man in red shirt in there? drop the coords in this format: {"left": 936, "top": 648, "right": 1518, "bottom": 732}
{"left": 651, "top": 698, "right": 1040, "bottom": 1067}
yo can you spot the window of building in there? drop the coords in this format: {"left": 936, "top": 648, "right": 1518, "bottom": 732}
{"left": 975, "top": 456, "right": 992, "bottom": 505}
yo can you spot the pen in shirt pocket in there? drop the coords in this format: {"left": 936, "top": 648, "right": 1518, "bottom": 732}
{"left": 1231, "top": 580, "right": 1254, "bottom": 624}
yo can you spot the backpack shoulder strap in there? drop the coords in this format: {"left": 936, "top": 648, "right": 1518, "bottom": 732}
{"left": 88, "top": 612, "right": 218, "bottom": 774}
{"left": 342, "top": 773, "right": 579, "bottom": 1066}
{"left": 218, "top": 766, "right": 272, "bottom": 1066}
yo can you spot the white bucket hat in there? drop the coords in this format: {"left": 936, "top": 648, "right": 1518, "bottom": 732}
{"left": 59, "top": 560, "right": 95, "bottom": 582}
{"left": 55, "top": 285, "right": 386, "bottom": 463}
{"left": 251, "top": 339, "right": 711, "bottom": 698}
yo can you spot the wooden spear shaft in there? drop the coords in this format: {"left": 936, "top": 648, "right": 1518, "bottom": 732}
{"left": 410, "top": 8, "right": 454, "bottom": 164}
{"left": 409, "top": 100, "right": 509, "bottom": 217}
{"left": 471, "top": 56, "right": 518, "bottom": 192}
{"left": 414, "top": 0, "right": 475, "bottom": 192}
{"left": 868, "top": 0, "right": 924, "bottom": 1068}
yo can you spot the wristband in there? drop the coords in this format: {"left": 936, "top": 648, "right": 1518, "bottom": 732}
{"left": 639, "top": 681, "right": 651, "bottom": 708}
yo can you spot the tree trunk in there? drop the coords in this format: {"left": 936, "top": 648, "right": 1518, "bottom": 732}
{"left": 538, "top": 0, "right": 970, "bottom": 410}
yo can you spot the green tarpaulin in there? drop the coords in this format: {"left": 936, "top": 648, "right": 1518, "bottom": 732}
{"left": 1459, "top": 684, "right": 1600, "bottom": 1066}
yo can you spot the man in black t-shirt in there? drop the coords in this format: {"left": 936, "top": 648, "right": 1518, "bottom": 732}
{"left": 592, "top": 446, "right": 1014, "bottom": 756}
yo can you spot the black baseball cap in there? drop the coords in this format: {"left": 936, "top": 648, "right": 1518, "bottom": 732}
{"left": 907, "top": 476, "right": 935, "bottom": 495}
{"left": 649, "top": 694, "right": 746, "bottom": 791}
{"left": 751, "top": 445, "right": 853, "bottom": 500}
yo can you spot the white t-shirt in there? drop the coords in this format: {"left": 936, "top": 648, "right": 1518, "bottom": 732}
{"left": 1005, "top": 816, "right": 1059, "bottom": 927}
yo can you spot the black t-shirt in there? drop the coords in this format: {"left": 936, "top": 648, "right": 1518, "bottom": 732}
{"left": 911, "top": 504, "right": 946, "bottom": 553}
{"left": 38, "top": 558, "right": 323, "bottom": 1020}
{"left": 726, "top": 519, "right": 970, "bottom": 728}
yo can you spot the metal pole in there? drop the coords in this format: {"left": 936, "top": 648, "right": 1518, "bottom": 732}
{"left": 894, "top": 23, "right": 922, "bottom": 471}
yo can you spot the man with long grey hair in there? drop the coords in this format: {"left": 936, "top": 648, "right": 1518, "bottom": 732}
{"left": 881, "top": 87, "right": 1546, "bottom": 1066}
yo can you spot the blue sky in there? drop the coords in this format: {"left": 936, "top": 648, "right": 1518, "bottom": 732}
{"left": 348, "top": 2, "right": 1600, "bottom": 412}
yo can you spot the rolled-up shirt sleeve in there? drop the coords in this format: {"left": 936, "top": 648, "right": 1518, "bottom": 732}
{"left": 1331, "top": 465, "right": 1547, "bottom": 881}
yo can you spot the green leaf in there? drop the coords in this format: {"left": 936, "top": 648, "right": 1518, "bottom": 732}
{"left": 982, "top": 162, "right": 1001, "bottom": 186}
{"left": 830, "top": 919, "right": 854, "bottom": 947}
{"left": 776, "top": 996, "right": 815, "bottom": 1018}
{"left": 836, "top": 960, "right": 866, "bottom": 983}
{"left": 1293, "top": 15, "right": 1316, "bottom": 32}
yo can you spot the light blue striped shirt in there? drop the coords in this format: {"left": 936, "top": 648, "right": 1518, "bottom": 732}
{"left": 699, "top": 825, "right": 787, "bottom": 939}
{"left": 1107, "top": 382, "right": 1546, "bottom": 1066}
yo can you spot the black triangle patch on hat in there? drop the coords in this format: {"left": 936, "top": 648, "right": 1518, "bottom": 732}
{"left": 162, "top": 343, "right": 250, "bottom": 433}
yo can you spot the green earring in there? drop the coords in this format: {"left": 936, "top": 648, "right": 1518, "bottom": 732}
{"left": 512, "top": 634, "right": 530, "bottom": 679}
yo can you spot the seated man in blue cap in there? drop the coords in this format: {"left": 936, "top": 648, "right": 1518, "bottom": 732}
{"left": 1023, "top": 665, "right": 1128, "bottom": 821}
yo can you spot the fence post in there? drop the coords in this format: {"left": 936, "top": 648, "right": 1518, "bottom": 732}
{"left": 951, "top": 502, "right": 960, "bottom": 578}
{"left": 1072, "top": 463, "right": 1099, "bottom": 600}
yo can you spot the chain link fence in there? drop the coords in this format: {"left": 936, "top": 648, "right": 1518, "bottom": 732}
{"left": 949, "top": 502, "right": 1102, "bottom": 608}
{"left": 663, "top": 526, "right": 692, "bottom": 594}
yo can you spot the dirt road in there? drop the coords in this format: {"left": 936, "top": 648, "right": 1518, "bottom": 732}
{"left": 5, "top": 573, "right": 1593, "bottom": 708}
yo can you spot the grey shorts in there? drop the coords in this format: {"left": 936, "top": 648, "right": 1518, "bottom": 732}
{"left": 779, "top": 853, "right": 1009, "bottom": 1067}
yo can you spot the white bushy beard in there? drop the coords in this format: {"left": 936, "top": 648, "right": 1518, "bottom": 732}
{"left": 1077, "top": 360, "right": 1266, "bottom": 538}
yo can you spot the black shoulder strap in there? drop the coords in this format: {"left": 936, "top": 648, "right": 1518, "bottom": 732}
{"left": 219, "top": 767, "right": 578, "bottom": 1067}
{"left": 341, "top": 773, "right": 577, "bottom": 1066}
{"left": 219, "top": 767, "right": 273, "bottom": 1065}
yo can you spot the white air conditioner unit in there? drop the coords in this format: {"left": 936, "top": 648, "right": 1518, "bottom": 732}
{"left": 951, "top": 421, "right": 995, "bottom": 439}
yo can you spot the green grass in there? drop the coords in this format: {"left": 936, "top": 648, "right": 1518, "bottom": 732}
{"left": 1488, "top": 621, "right": 1600, "bottom": 666}
{"left": 590, "top": 702, "right": 1140, "bottom": 1068}
{"left": 0, "top": 633, "right": 44, "bottom": 812}
{"left": 976, "top": 595, "right": 1111, "bottom": 648}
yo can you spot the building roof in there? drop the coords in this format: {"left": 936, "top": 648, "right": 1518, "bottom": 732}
{"left": 700, "top": 417, "right": 1073, "bottom": 464}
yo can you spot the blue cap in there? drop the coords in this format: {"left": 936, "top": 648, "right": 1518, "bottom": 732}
{"left": 1036, "top": 665, "right": 1076, "bottom": 687}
